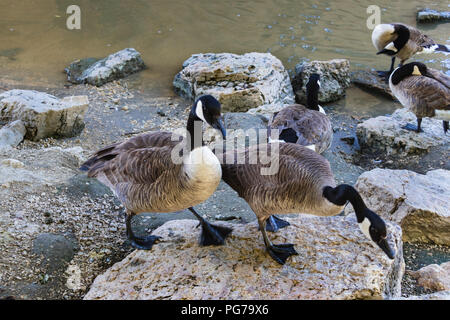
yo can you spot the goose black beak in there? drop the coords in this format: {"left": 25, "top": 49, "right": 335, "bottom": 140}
{"left": 377, "top": 49, "right": 396, "bottom": 56}
{"left": 212, "top": 118, "right": 226, "bottom": 139}
{"left": 377, "top": 238, "right": 395, "bottom": 259}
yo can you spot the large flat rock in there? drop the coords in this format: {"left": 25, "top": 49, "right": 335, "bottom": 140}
{"left": 350, "top": 70, "right": 395, "bottom": 100}
{"left": 84, "top": 215, "right": 404, "bottom": 300}
{"left": 345, "top": 168, "right": 450, "bottom": 246}
{"left": 0, "top": 90, "right": 88, "bottom": 141}
{"left": 173, "top": 52, "right": 295, "bottom": 112}
{"left": 357, "top": 108, "right": 450, "bottom": 156}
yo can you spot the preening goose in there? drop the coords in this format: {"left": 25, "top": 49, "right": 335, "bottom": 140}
{"left": 389, "top": 62, "right": 450, "bottom": 133}
{"left": 268, "top": 73, "right": 332, "bottom": 154}
{"left": 372, "top": 23, "right": 449, "bottom": 79}
{"left": 80, "top": 95, "right": 232, "bottom": 250}
{"left": 218, "top": 143, "right": 395, "bottom": 264}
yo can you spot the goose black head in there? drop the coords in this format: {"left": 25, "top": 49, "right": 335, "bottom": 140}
{"left": 192, "top": 95, "right": 226, "bottom": 139}
{"left": 376, "top": 24, "right": 410, "bottom": 56}
{"left": 359, "top": 208, "right": 395, "bottom": 259}
{"left": 306, "top": 73, "right": 320, "bottom": 111}
{"left": 390, "top": 62, "right": 427, "bottom": 85}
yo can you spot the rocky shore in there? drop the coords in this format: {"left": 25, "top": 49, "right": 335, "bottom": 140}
{"left": 0, "top": 48, "right": 448, "bottom": 300}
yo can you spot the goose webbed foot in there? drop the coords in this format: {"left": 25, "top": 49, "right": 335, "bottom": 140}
{"left": 199, "top": 222, "right": 233, "bottom": 246}
{"left": 265, "top": 215, "right": 290, "bottom": 233}
{"left": 267, "top": 244, "right": 298, "bottom": 265}
{"left": 401, "top": 123, "right": 423, "bottom": 133}
{"left": 189, "top": 207, "right": 232, "bottom": 246}
{"left": 129, "top": 235, "right": 161, "bottom": 250}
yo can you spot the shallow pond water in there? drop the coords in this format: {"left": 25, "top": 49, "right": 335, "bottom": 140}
{"left": 0, "top": 0, "right": 449, "bottom": 117}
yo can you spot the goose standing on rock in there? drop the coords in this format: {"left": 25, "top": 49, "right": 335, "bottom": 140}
{"left": 389, "top": 62, "right": 450, "bottom": 133}
{"left": 218, "top": 143, "right": 395, "bottom": 265}
{"left": 372, "top": 23, "right": 449, "bottom": 79}
{"left": 80, "top": 95, "right": 232, "bottom": 250}
{"left": 269, "top": 73, "right": 332, "bottom": 154}
{"left": 265, "top": 73, "right": 332, "bottom": 232}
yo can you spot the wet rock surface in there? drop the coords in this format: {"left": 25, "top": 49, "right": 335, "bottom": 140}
{"left": 345, "top": 168, "right": 450, "bottom": 246}
{"left": 357, "top": 108, "right": 450, "bottom": 156}
{"left": 292, "top": 59, "right": 350, "bottom": 103}
{"left": 417, "top": 8, "right": 450, "bottom": 23}
{"left": 350, "top": 70, "right": 395, "bottom": 100}
{"left": 0, "top": 90, "right": 88, "bottom": 141}
{"left": 173, "top": 52, "right": 295, "bottom": 112}
{"left": 84, "top": 216, "right": 403, "bottom": 300}
{"left": 65, "top": 48, "right": 146, "bottom": 87}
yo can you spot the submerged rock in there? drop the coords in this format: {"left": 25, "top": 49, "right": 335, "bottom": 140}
{"left": 84, "top": 216, "right": 403, "bottom": 300}
{"left": 409, "top": 262, "right": 450, "bottom": 292}
{"left": 350, "top": 70, "right": 395, "bottom": 100}
{"left": 65, "top": 48, "right": 146, "bottom": 86}
{"left": 345, "top": 168, "right": 450, "bottom": 246}
{"left": 356, "top": 108, "right": 450, "bottom": 156}
{"left": 0, "top": 90, "right": 88, "bottom": 141}
{"left": 173, "top": 52, "right": 295, "bottom": 112}
{"left": 292, "top": 59, "right": 351, "bottom": 103}
{"left": 417, "top": 9, "right": 450, "bottom": 23}
{"left": 0, "top": 120, "right": 26, "bottom": 149}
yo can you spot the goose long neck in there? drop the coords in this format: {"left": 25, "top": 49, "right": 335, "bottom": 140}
{"left": 187, "top": 112, "right": 203, "bottom": 151}
{"left": 323, "top": 184, "right": 367, "bottom": 223}
{"left": 306, "top": 85, "right": 319, "bottom": 111}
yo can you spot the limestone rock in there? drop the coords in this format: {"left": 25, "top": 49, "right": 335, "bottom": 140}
{"left": 0, "top": 120, "right": 26, "bottom": 149}
{"left": 345, "top": 168, "right": 450, "bottom": 245}
{"left": 173, "top": 53, "right": 295, "bottom": 112}
{"left": 409, "top": 262, "right": 450, "bottom": 291}
{"left": 292, "top": 59, "right": 350, "bottom": 103}
{"left": 65, "top": 48, "right": 146, "bottom": 86}
{"left": 356, "top": 108, "right": 450, "bottom": 156}
{"left": 417, "top": 9, "right": 450, "bottom": 23}
{"left": 84, "top": 215, "right": 404, "bottom": 300}
{"left": 350, "top": 70, "right": 395, "bottom": 100}
{"left": 0, "top": 90, "right": 88, "bottom": 141}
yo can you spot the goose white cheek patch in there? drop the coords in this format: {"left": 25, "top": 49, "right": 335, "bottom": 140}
{"left": 385, "top": 42, "right": 398, "bottom": 52}
{"left": 359, "top": 218, "right": 372, "bottom": 240}
{"left": 195, "top": 100, "right": 207, "bottom": 122}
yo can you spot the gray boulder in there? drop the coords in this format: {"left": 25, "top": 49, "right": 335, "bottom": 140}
{"left": 84, "top": 216, "right": 404, "bottom": 300}
{"left": 408, "top": 262, "right": 450, "bottom": 292}
{"left": 345, "top": 168, "right": 450, "bottom": 245}
{"left": 417, "top": 9, "right": 450, "bottom": 23}
{"left": 0, "top": 90, "right": 88, "bottom": 141}
{"left": 65, "top": 48, "right": 146, "bottom": 86}
{"left": 0, "top": 120, "right": 26, "bottom": 149}
{"left": 173, "top": 52, "right": 295, "bottom": 112}
{"left": 357, "top": 108, "right": 450, "bottom": 156}
{"left": 292, "top": 59, "right": 351, "bottom": 103}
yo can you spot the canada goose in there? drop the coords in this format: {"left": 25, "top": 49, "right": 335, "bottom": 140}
{"left": 269, "top": 74, "right": 332, "bottom": 153}
{"left": 266, "top": 73, "right": 332, "bottom": 232}
{"left": 218, "top": 143, "right": 395, "bottom": 264}
{"left": 80, "top": 95, "right": 232, "bottom": 249}
{"left": 389, "top": 62, "right": 450, "bottom": 133}
{"left": 372, "top": 23, "right": 449, "bottom": 79}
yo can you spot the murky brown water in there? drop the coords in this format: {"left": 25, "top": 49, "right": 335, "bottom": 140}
{"left": 0, "top": 0, "right": 449, "bottom": 115}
